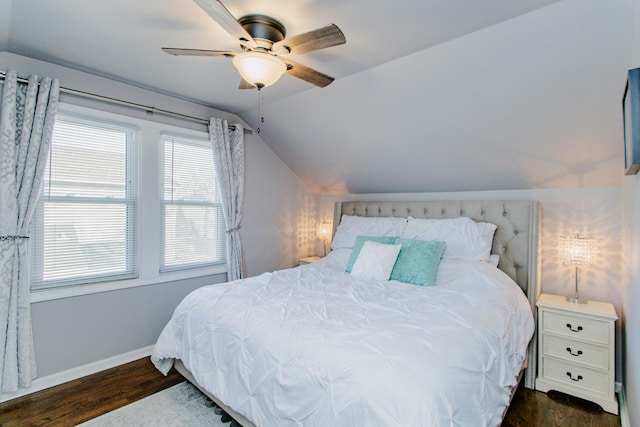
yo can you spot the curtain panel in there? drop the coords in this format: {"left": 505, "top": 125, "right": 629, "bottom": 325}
{"left": 209, "top": 118, "right": 245, "bottom": 282}
{"left": 0, "top": 70, "right": 59, "bottom": 392}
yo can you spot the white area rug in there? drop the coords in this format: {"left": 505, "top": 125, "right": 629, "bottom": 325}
{"left": 78, "top": 382, "right": 227, "bottom": 426}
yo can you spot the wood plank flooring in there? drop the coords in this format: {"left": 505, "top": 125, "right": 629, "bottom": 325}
{"left": 0, "top": 357, "right": 621, "bottom": 426}
{"left": 0, "top": 358, "right": 183, "bottom": 427}
{"left": 504, "top": 384, "right": 620, "bottom": 427}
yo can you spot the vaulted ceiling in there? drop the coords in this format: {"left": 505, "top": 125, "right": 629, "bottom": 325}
{"left": 0, "top": 0, "right": 635, "bottom": 193}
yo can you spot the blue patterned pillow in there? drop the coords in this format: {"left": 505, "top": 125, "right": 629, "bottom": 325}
{"left": 345, "top": 235, "right": 399, "bottom": 272}
{"left": 390, "top": 239, "right": 446, "bottom": 286}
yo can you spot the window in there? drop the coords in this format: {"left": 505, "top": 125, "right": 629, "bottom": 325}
{"left": 29, "top": 104, "right": 227, "bottom": 296}
{"left": 161, "top": 135, "right": 225, "bottom": 271}
{"left": 30, "top": 114, "right": 137, "bottom": 289}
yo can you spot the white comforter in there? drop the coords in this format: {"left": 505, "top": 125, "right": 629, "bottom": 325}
{"left": 152, "top": 250, "right": 534, "bottom": 427}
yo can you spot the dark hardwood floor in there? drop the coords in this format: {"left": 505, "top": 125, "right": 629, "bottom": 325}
{"left": 503, "top": 384, "right": 620, "bottom": 427}
{"left": 0, "top": 357, "right": 621, "bottom": 426}
{"left": 0, "top": 358, "right": 183, "bottom": 427}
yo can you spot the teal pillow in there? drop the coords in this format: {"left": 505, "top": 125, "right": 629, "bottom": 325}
{"left": 345, "top": 235, "right": 399, "bottom": 272}
{"left": 390, "top": 239, "right": 446, "bottom": 286}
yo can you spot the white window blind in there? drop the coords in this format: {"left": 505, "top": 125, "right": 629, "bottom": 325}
{"left": 30, "top": 114, "right": 138, "bottom": 289}
{"left": 161, "top": 134, "right": 225, "bottom": 271}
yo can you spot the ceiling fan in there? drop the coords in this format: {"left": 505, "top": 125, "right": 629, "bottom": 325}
{"left": 162, "top": 0, "right": 346, "bottom": 90}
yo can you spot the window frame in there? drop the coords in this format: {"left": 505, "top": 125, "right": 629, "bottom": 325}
{"left": 30, "top": 110, "right": 139, "bottom": 292}
{"left": 160, "top": 133, "right": 226, "bottom": 272}
{"left": 30, "top": 103, "right": 227, "bottom": 303}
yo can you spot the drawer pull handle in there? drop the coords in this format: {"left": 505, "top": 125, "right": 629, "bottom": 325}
{"left": 566, "top": 347, "right": 583, "bottom": 357}
{"left": 566, "top": 323, "right": 583, "bottom": 332}
{"left": 566, "top": 372, "right": 583, "bottom": 382}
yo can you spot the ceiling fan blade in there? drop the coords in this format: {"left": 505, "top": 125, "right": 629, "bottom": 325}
{"left": 192, "top": 0, "right": 257, "bottom": 49}
{"left": 238, "top": 78, "right": 255, "bottom": 89}
{"left": 273, "top": 24, "right": 345, "bottom": 56}
{"left": 283, "top": 59, "right": 334, "bottom": 88}
{"left": 162, "top": 47, "right": 236, "bottom": 57}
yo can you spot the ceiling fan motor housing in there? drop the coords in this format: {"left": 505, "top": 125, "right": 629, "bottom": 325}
{"left": 238, "top": 14, "right": 286, "bottom": 50}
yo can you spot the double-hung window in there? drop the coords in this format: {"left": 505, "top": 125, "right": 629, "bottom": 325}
{"left": 30, "top": 113, "right": 138, "bottom": 289}
{"left": 29, "top": 104, "right": 227, "bottom": 297}
{"left": 161, "top": 134, "right": 226, "bottom": 271}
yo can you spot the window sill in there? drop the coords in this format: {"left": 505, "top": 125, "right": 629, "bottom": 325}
{"left": 30, "top": 265, "right": 228, "bottom": 303}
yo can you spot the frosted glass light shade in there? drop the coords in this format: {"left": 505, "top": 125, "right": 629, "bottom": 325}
{"left": 232, "top": 52, "right": 286, "bottom": 89}
{"left": 316, "top": 222, "right": 332, "bottom": 240}
{"left": 561, "top": 235, "right": 597, "bottom": 266}
{"left": 561, "top": 234, "right": 596, "bottom": 304}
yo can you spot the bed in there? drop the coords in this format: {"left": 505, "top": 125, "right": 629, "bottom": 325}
{"left": 152, "top": 200, "right": 541, "bottom": 426}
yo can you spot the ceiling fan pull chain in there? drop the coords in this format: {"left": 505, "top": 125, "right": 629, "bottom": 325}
{"left": 257, "top": 89, "right": 264, "bottom": 134}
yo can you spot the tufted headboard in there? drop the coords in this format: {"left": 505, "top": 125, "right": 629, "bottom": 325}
{"left": 332, "top": 200, "right": 541, "bottom": 389}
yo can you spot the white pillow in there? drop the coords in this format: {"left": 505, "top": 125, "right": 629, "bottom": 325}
{"left": 401, "top": 217, "right": 494, "bottom": 261}
{"left": 331, "top": 215, "right": 407, "bottom": 250}
{"left": 488, "top": 254, "right": 500, "bottom": 267}
{"left": 350, "top": 241, "right": 401, "bottom": 281}
{"left": 476, "top": 221, "right": 498, "bottom": 256}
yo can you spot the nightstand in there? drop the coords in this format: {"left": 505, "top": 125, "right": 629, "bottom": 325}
{"left": 535, "top": 293, "right": 618, "bottom": 414}
{"left": 298, "top": 256, "right": 322, "bottom": 266}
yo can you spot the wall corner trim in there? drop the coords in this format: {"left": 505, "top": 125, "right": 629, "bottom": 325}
{"left": 618, "top": 382, "right": 631, "bottom": 427}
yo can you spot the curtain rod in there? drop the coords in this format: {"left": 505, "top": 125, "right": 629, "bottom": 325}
{"left": 0, "top": 71, "right": 252, "bottom": 134}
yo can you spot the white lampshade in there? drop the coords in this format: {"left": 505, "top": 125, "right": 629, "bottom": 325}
{"left": 232, "top": 52, "right": 286, "bottom": 89}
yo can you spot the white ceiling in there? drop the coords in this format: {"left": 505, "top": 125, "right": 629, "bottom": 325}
{"left": 1, "top": 0, "right": 635, "bottom": 194}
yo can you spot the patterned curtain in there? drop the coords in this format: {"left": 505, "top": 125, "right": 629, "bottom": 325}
{"left": 0, "top": 70, "right": 59, "bottom": 392}
{"left": 209, "top": 118, "right": 245, "bottom": 281}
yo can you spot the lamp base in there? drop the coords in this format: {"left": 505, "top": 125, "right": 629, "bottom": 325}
{"left": 566, "top": 295, "right": 588, "bottom": 304}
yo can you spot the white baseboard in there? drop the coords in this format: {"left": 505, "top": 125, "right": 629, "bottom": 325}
{"left": 618, "top": 383, "right": 631, "bottom": 427}
{"left": 0, "top": 345, "right": 154, "bottom": 404}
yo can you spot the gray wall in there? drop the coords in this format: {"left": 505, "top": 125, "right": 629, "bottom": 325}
{"left": 31, "top": 275, "right": 224, "bottom": 376}
{"left": 623, "top": 177, "right": 640, "bottom": 426}
{"left": 242, "top": 131, "right": 316, "bottom": 276}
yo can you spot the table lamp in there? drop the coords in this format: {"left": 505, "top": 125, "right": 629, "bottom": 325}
{"left": 561, "top": 234, "right": 596, "bottom": 304}
{"left": 316, "top": 222, "right": 332, "bottom": 256}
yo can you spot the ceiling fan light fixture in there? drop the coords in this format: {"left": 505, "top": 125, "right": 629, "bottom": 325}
{"left": 232, "top": 52, "right": 286, "bottom": 89}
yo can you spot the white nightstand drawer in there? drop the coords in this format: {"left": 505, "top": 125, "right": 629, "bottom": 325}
{"left": 542, "top": 335, "right": 608, "bottom": 370}
{"left": 541, "top": 357, "right": 609, "bottom": 396}
{"left": 542, "top": 311, "right": 609, "bottom": 345}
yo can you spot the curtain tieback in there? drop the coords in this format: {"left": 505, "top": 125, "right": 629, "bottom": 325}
{"left": 0, "top": 235, "right": 29, "bottom": 241}
{"left": 226, "top": 226, "right": 241, "bottom": 234}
